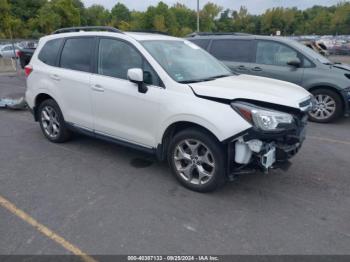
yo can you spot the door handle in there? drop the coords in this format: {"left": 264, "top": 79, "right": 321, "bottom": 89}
{"left": 92, "top": 84, "right": 105, "bottom": 92}
{"left": 251, "top": 67, "right": 262, "bottom": 72}
{"left": 50, "top": 74, "right": 60, "bottom": 81}
{"left": 238, "top": 65, "right": 247, "bottom": 70}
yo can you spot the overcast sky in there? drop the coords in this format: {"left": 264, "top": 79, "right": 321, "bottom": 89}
{"left": 82, "top": 0, "right": 342, "bottom": 14}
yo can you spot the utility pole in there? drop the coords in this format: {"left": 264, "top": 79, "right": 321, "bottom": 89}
{"left": 197, "top": 0, "right": 200, "bottom": 32}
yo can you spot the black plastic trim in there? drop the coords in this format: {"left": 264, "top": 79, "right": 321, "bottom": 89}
{"left": 53, "top": 26, "right": 123, "bottom": 35}
{"left": 66, "top": 123, "right": 156, "bottom": 155}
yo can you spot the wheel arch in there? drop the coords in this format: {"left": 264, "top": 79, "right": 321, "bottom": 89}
{"left": 307, "top": 85, "right": 345, "bottom": 111}
{"left": 156, "top": 121, "right": 222, "bottom": 161}
{"left": 33, "top": 93, "right": 56, "bottom": 121}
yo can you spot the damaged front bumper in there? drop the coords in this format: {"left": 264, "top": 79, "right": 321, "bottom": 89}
{"left": 227, "top": 114, "right": 307, "bottom": 179}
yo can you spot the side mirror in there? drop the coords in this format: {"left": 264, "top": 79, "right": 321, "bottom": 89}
{"left": 287, "top": 59, "right": 301, "bottom": 68}
{"left": 127, "top": 68, "right": 148, "bottom": 93}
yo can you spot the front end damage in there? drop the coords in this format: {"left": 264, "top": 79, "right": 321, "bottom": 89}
{"left": 227, "top": 110, "right": 308, "bottom": 180}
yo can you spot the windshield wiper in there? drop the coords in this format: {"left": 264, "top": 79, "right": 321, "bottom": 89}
{"left": 178, "top": 74, "right": 232, "bottom": 84}
{"left": 179, "top": 78, "right": 215, "bottom": 84}
{"left": 323, "top": 61, "right": 342, "bottom": 65}
{"left": 211, "top": 74, "right": 232, "bottom": 79}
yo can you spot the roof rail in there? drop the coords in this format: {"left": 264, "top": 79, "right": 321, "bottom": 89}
{"left": 186, "top": 32, "right": 251, "bottom": 37}
{"left": 128, "top": 30, "right": 169, "bottom": 35}
{"left": 52, "top": 26, "right": 123, "bottom": 34}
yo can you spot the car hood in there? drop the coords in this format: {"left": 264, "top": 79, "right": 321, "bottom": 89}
{"left": 190, "top": 75, "right": 311, "bottom": 109}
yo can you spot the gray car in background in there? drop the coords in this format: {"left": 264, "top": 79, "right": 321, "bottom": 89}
{"left": 187, "top": 33, "right": 350, "bottom": 123}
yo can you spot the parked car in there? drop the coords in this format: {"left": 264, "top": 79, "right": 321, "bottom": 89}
{"left": 16, "top": 41, "right": 37, "bottom": 68}
{"left": 187, "top": 33, "right": 350, "bottom": 123}
{"left": 0, "top": 44, "right": 18, "bottom": 59}
{"left": 25, "top": 27, "right": 313, "bottom": 192}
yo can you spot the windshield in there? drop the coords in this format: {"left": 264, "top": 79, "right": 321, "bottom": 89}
{"left": 142, "top": 40, "right": 232, "bottom": 83}
{"left": 292, "top": 40, "right": 331, "bottom": 64}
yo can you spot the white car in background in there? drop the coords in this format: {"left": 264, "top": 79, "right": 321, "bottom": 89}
{"left": 0, "top": 44, "right": 18, "bottom": 58}
{"left": 25, "top": 27, "right": 313, "bottom": 192}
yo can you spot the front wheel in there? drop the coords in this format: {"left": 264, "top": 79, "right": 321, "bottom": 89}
{"left": 309, "top": 89, "right": 343, "bottom": 123}
{"left": 168, "top": 129, "right": 226, "bottom": 192}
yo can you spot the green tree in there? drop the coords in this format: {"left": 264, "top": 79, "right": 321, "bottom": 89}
{"left": 153, "top": 15, "right": 166, "bottom": 32}
{"left": 232, "top": 6, "right": 256, "bottom": 33}
{"left": 37, "top": 1, "right": 61, "bottom": 34}
{"left": 0, "top": 0, "right": 25, "bottom": 38}
{"left": 200, "top": 2, "right": 222, "bottom": 31}
{"left": 142, "top": 2, "right": 177, "bottom": 34}
{"left": 37, "top": 0, "right": 80, "bottom": 34}
{"left": 216, "top": 9, "right": 234, "bottom": 32}
{"left": 71, "top": 0, "right": 87, "bottom": 25}
{"left": 85, "top": 5, "right": 110, "bottom": 26}
{"left": 0, "top": 0, "right": 12, "bottom": 37}
{"left": 170, "top": 3, "right": 197, "bottom": 35}
{"left": 331, "top": 2, "right": 350, "bottom": 34}
{"left": 110, "top": 2, "right": 131, "bottom": 27}
{"left": 9, "top": 0, "right": 46, "bottom": 22}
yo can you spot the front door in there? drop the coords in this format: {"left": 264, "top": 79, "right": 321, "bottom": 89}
{"left": 90, "top": 38, "right": 164, "bottom": 148}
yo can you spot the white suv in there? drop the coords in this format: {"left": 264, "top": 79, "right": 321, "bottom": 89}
{"left": 25, "top": 27, "right": 313, "bottom": 192}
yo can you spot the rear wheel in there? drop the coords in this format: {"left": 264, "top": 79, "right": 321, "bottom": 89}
{"left": 309, "top": 89, "right": 343, "bottom": 123}
{"left": 38, "top": 99, "right": 71, "bottom": 143}
{"left": 168, "top": 128, "right": 226, "bottom": 192}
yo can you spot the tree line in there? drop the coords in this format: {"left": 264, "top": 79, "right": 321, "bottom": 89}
{"left": 1, "top": 0, "right": 350, "bottom": 39}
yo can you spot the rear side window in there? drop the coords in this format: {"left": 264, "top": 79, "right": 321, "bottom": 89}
{"left": 60, "top": 38, "right": 94, "bottom": 72}
{"left": 210, "top": 39, "right": 253, "bottom": 62}
{"left": 188, "top": 39, "right": 210, "bottom": 50}
{"left": 38, "top": 39, "right": 63, "bottom": 66}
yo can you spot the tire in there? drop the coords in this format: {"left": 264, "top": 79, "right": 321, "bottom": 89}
{"left": 38, "top": 99, "right": 71, "bottom": 143}
{"left": 309, "top": 88, "right": 343, "bottom": 123}
{"left": 168, "top": 128, "right": 226, "bottom": 192}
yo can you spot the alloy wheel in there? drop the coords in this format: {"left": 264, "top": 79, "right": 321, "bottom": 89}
{"left": 41, "top": 105, "right": 60, "bottom": 138}
{"left": 173, "top": 139, "right": 215, "bottom": 185}
{"left": 309, "top": 94, "right": 336, "bottom": 120}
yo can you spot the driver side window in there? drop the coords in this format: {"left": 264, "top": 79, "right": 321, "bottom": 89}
{"left": 256, "top": 41, "right": 299, "bottom": 66}
{"left": 98, "top": 38, "right": 161, "bottom": 86}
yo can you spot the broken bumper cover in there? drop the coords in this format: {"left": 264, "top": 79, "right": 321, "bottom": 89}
{"left": 0, "top": 96, "right": 27, "bottom": 110}
{"left": 227, "top": 114, "right": 307, "bottom": 176}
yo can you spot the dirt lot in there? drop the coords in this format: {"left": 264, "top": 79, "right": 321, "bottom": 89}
{"left": 0, "top": 73, "right": 350, "bottom": 258}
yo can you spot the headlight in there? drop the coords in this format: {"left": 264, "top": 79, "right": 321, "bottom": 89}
{"left": 231, "top": 102, "right": 294, "bottom": 131}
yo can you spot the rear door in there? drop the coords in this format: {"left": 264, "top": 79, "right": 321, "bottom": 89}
{"left": 253, "top": 40, "right": 304, "bottom": 85}
{"left": 208, "top": 39, "right": 255, "bottom": 74}
{"left": 55, "top": 37, "right": 95, "bottom": 130}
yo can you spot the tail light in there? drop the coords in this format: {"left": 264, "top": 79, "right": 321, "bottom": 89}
{"left": 24, "top": 65, "right": 33, "bottom": 77}
{"left": 16, "top": 50, "right": 22, "bottom": 58}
